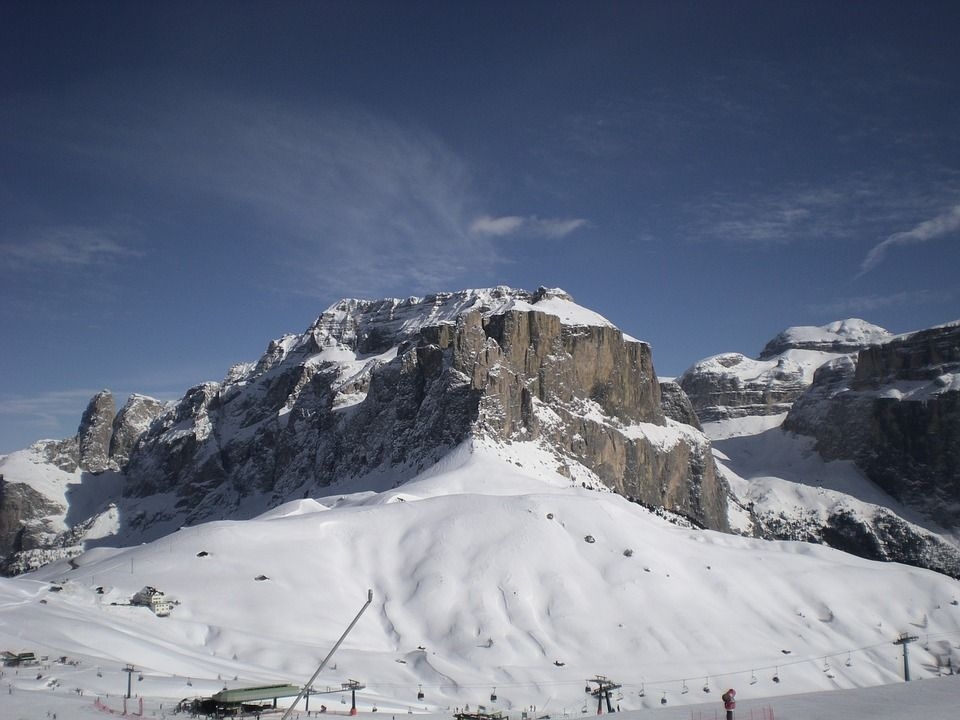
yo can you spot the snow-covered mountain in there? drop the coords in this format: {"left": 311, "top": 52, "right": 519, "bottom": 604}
{"left": 1, "top": 440, "right": 959, "bottom": 716}
{"left": 677, "top": 319, "right": 892, "bottom": 422}
{"left": 2, "top": 287, "right": 724, "bottom": 574}
{"left": 1, "top": 287, "right": 959, "bottom": 717}
{"left": 680, "top": 319, "right": 960, "bottom": 577}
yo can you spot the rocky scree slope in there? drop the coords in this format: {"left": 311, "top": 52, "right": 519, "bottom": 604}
{"left": 0, "top": 287, "right": 727, "bottom": 573}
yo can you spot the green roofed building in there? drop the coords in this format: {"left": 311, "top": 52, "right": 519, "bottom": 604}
{"left": 211, "top": 684, "right": 301, "bottom": 704}
{"left": 186, "top": 684, "right": 302, "bottom": 715}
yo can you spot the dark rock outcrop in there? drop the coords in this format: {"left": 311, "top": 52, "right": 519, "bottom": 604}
{"left": 0, "top": 475, "right": 65, "bottom": 572}
{"left": 123, "top": 288, "right": 728, "bottom": 534}
{"left": 786, "top": 322, "right": 960, "bottom": 529}
{"left": 109, "top": 394, "right": 167, "bottom": 468}
{"left": 658, "top": 380, "right": 702, "bottom": 430}
{"left": 680, "top": 320, "right": 890, "bottom": 423}
{"left": 78, "top": 391, "right": 116, "bottom": 473}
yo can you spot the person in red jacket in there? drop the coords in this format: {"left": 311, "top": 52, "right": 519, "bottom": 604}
{"left": 721, "top": 688, "right": 736, "bottom": 720}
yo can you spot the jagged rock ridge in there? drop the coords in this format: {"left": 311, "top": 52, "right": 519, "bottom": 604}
{"left": 785, "top": 321, "right": 960, "bottom": 530}
{"left": 0, "top": 286, "right": 733, "bottom": 574}
{"left": 678, "top": 319, "right": 891, "bottom": 422}
{"left": 123, "top": 287, "right": 727, "bottom": 537}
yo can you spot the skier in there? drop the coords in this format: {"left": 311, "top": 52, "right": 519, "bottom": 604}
{"left": 721, "top": 688, "right": 736, "bottom": 720}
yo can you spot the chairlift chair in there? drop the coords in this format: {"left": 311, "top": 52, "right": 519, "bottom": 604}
{"left": 417, "top": 685, "right": 424, "bottom": 701}
{"left": 490, "top": 688, "right": 497, "bottom": 702}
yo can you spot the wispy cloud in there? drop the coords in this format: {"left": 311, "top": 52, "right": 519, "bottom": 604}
{"left": 858, "top": 204, "right": 960, "bottom": 276}
{"left": 806, "top": 289, "right": 956, "bottom": 317}
{"left": 3, "top": 88, "right": 538, "bottom": 298}
{"left": 0, "top": 389, "right": 101, "bottom": 439}
{"left": 688, "top": 174, "right": 960, "bottom": 268}
{"left": 469, "top": 214, "right": 588, "bottom": 239}
{"left": 0, "top": 226, "right": 142, "bottom": 270}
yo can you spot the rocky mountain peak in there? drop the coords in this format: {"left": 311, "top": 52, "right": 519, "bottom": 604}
{"left": 77, "top": 390, "right": 116, "bottom": 473}
{"left": 679, "top": 319, "right": 891, "bottom": 422}
{"left": 759, "top": 318, "right": 892, "bottom": 359}
{"left": 112, "top": 286, "right": 728, "bottom": 537}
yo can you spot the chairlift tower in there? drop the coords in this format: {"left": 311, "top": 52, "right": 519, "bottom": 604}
{"left": 893, "top": 632, "right": 919, "bottom": 681}
{"left": 123, "top": 664, "right": 137, "bottom": 699}
{"left": 585, "top": 675, "right": 621, "bottom": 714}
{"left": 343, "top": 679, "right": 365, "bottom": 715}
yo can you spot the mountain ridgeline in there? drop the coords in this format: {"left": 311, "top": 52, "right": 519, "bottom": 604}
{"left": 680, "top": 319, "right": 960, "bottom": 577}
{"left": 0, "top": 288, "right": 957, "bottom": 578}
{"left": 2, "top": 287, "right": 725, "bottom": 573}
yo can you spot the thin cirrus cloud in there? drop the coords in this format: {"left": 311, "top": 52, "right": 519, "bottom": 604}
{"left": 857, "top": 203, "right": 960, "bottom": 277}
{"left": 0, "top": 226, "right": 143, "bottom": 270}
{"left": 5, "top": 87, "right": 516, "bottom": 297}
{"left": 469, "top": 214, "right": 588, "bottom": 239}
{"left": 807, "top": 288, "right": 956, "bottom": 317}
{"left": 0, "top": 388, "right": 104, "bottom": 436}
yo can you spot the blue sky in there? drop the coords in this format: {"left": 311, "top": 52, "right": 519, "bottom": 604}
{"left": 1, "top": 1, "right": 958, "bottom": 453}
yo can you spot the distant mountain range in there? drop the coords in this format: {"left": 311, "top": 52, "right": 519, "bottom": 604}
{"left": 1, "top": 287, "right": 958, "bottom": 578}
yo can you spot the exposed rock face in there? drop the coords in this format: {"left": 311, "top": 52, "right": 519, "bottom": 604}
{"left": 0, "top": 388, "right": 165, "bottom": 575}
{"left": 760, "top": 319, "right": 892, "bottom": 358}
{"left": 678, "top": 353, "right": 809, "bottom": 421}
{"left": 679, "top": 320, "right": 890, "bottom": 422}
{"left": 658, "top": 381, "right": 702, "bottom": 430}
{"left": 786, "top": 322, "right": 960, "bottom": 529}
{"left": 0, "top": 475, "right": 65, "bottom": 572}
{"left": 123, "top": 287, "right": 728, "bottom": 534}
{"left": 78, "top": 391, "right": 116, "bottom": 473}
{"left": 747, "top": 499, "right": 960, "bottom": 579}
{"left": 110, "top": 394, "right": 167, "bottom": 468}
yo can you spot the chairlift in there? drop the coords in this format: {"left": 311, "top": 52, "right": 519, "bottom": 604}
{"left": 186, "top": 678, "right": 192, "bottom": 687}
{"left": 490, "top": 687, "right": 498, "bottom": 702}
{"left": 681, "top": 680, "right": 688, "bottom": 695}
{"left": 418, "top": 684, "right": 424, "bottom": 701}
{"left": 845, "top": 653, "right": 853, "bottom": 667}
{"left": 138, "top": 673, "right": 143, "bottom": 681}
{"left": 702, "top": 677, "right": 710, "bottom": 693}
{"left": 638, "top": 683, "right": 645, "bottom": 698}
{"left": 660, "top": 692, "right": 667, "bottom": 705}
{"left": 749, "top": 671, "right": 758, "bottom": 685}
{"left": 772, "top": 668, "right": 780, "bottom": 684}
{"left": 584, "top": 684, "right": 591, "bottom": 694}
{"left": 823, "top": 658, "right": 831, "bottom": 673}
